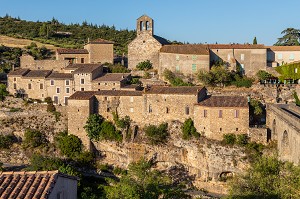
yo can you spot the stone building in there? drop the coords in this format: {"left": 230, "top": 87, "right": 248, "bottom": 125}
{"left": 267, "top": 46, "right": 300, "bottom": 67}
{"left": 0, "top": 170, "right": 78, "bottom": 199}
{"left": 128, "top": 15, "right": 169, "bottom": 71}
{"left": 194, "top": 96, "right": 249, "bottom": 140}
{"left": 267, "top": 103, "right": 300, "bottom": 165}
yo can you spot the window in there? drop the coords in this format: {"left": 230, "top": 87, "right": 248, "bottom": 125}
{"left": 220, "top": 128, "right": 222, "bottom": 131}
{"left": 130, "top": 107, "right": 134, "bottom": 112}
{"left": 13, "top": 83, "right": 16, "bottom": 89}
{"left": 40, "top": 83, "right": 43, "bottom": 89}
{"left": 234, "top": 110, "right": 239, "bottom": 118}
{"left": 185, "top": 106, "right": 189, "bottom": 115}
{"left": 81, "top": 88, "right": 85, "bottom": 91}
{"left": 176, "top": 55, "right": 180, "bottom": 61}
{"left": 166, "top": 107, "right": 169, "bottom": 114}
{"left": 113, "top": 83, "right": 115, "bottom": 86}
{"left": 227, "top": 54, "right": 231, "bottom": 61}
{"left": 13, "top": 78, "right": 16, "bottom": 82}
{"left": 203, "top": 110, "right": 207, "bottom": 118}
{"left": 192, "top": 55, "right": 197, "bottom": 60}
{"left": 295, "top": 68, "right": 298, "bottom": 73}
{"left": 65, "top": 80, "right": 70, "bottom": 86}
{"left": 219, "top": 110, "right": 223, "bottom": 118}
{"left": 289, "top": 53, "right": 294, "bottom": 60}
{"left": 241, "top": 54, "right": 244, "bottom": 61}
{"left": 53, "top": 96, "right": 58, "bottom": 104}
{"left": 278, "top": 53, "right": 283, "bottom": 60}
{"left": 192, "top": 64, "right": 197, "bottom": 72}
{"left": 130, "top": 96, "right": 134, "bottom": 102}
{"left": 236, "top": 128, "right": 239, "bottom": 131}
{"left": 64, "top": 97, "right": 68, "bottom": 105}
{"left": 149, "top": 105, "right": 152, "bottom": 113}
{"left": 50, "top": 80, "right": 54, "bottom": 86}
{"left": 175, "top": 65, "right": 180, "bottom": 72}
{"left": 98, "top": 83, "right": 100, "bottom": 85}
{"left": 80, "top": 78, "right": 84, "bottom": 84}
{"left": 56, "top": 87, "right": 60, "bottom": 94}
{"left": 107, "top": 107, "right": 110, "bottom": 112}
{"left": 240, "top": 64, "right": 245, "bottom": 75}
{"left": 66, "top": 87, "right": 70, "bottom": 94}
{"left": 81, "top": 58, "right": 84, "bottom": 63}
{"left": 104, "top": 97, "right": 107, "bottom": 101}
{"left": 146, "top": 21, "right": 150, "bottom": 30}
{"left": 28, "top": 83, "right": 31, "bottom": 89}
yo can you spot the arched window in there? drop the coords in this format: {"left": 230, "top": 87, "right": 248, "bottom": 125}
{"left": 282, "top": 130, "right": 290, "bottom": 156}
{"left": 146, "top": 21, "right": 150, "bottom": 30}
{"left": 140, "top": 21, "right": 144, "bottom": 31}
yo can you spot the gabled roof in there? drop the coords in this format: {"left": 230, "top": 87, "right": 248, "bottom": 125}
{"left": 145, "top": 86, "right": 205, "bottom": 95}
{"left": 197, "top": 96, "right": 248, "bottom": 107}
{"left": 153, "top": 35, "right": 170, "bottom": 45}
{"left": 57, "top": 49, "right": 89, "bottom": 54}
{"left": 160, "top": 44, "right": 209, "bottom": 55}
{"left": 68, "top": 91, "right": 98, "bottom": 100}
{"left": 267, "top": 46, "right": 300, "bottom": 51}
{"left": 46, "top": 72, "right": 73, "bottom": 79}
{"left": 0, "top": 170, "right": 78, "bottom": 199}
{"left": 8, "top": 69, "right": 30, "bottom": 76}
{"left": 208, "top": 44, "right": 265, "bottom": 49}
{"left": 88, "top": 38, "right": 114, "bottom": 44}
{"left": 73, "top": 64, "right": 102, "bottom": 74}
{"left": 23, "top": 70, "right": 52, "bottom": 78}
{"left": 92, "top": 73, "right": 130, "bottom": 82}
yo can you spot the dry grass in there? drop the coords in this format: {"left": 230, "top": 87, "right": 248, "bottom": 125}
{"left": 0, "top": 35, "right": 58, "bottom": 50}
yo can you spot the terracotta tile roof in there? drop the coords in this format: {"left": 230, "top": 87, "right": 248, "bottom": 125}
{"left": 93, "top": 73, "right": 130, "bottom": 82}
{"left": 68, "top": 91, "right": 98, "bottom": 100}
{"left": 73, "top": 64, "right": 102, "bottom": 74}
{"left": 57, "top": 48, "right": 88, "bottom": 54}
{"left": 197, "top": 96, "right": 248, "bottom": 107}
{"left": 208, "top": 44, "right": 265, "bottom": 49}
{"left": 267, "top": 46, "right": 300, "bottom": 51}
{"left": 46, "top": 73, "right": 73, "bottom": 79}
{"left": 23, "top": 70, "right": 52, "bottom": 78}
{"left": 89, "top": 38, "right": 114, "bottom": 44}
{"left": 160, "top": 44, "right": 209, "bottom": 55}
{"left": 146, "top": 86, "right": 205, "bottom": 95}
{"left": 0, "top": 170, "right": 77, "bottom": 199}
{"left": 8, "top": 69, "right": 30, "bottom": 76}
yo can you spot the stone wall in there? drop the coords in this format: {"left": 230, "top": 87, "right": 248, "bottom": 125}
{"left": 45, "top": 78, "right": 73, "bottom": 105}
{"left": 10, "top": 77, "right": 47, "bottom": 99}
{"left": 84, "top": 43, "right": 113, "bottom": 64}
{"left": 267, "top": 50, "right": 300, "bottom": 66}
{"left": 159, "top": 52, "right": 210, "bottom": 76}
{"left": 56, "top": 53, "right": 89, "bottom": 64}
{"left": 128, "top": 32, "right": 162, "bottom": 70}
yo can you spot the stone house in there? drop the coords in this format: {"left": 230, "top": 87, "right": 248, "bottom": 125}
{"left": 92, "top": 73, "right": 131, "bottom": 91}
{"left": 267, "top": 46, "right": 300, "bottom": 67}
{"left": 0, "top": 170, "right": 78, "bottom": 199}
{"left": 194, "top": 96, "right": 249, "bottom": 140}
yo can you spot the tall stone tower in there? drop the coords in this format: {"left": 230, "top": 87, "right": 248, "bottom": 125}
{"left": 137, "top": 15, "right": 154, "bottom": 36}
{"left": 128, "top": 15, "right": 168, "bottom": 71}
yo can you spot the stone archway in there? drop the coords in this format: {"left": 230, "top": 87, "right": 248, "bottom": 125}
{"left": 281, "top": 130, "right": 290, "bottom": 156}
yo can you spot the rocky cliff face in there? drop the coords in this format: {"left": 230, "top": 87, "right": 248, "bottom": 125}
{"left": 93, "top": 122, "right": 249, "bottom": 194}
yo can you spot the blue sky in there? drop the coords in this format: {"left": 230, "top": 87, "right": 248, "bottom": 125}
{"left": 1, "top": 0, "right": 300, "bottom": 45}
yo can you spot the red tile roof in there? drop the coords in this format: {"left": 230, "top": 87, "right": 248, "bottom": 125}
{"left": 208, "top": 44, "right": 265, "bottom": 49}
{"left": 92, "top": 73, "right": 130, "bottom": 82}
{"left": 267, "top": 46, "right": 300, "bottom": 51}
{"left": 197, "top": 96, "right": 248, "bottom": 107}
{"left": 89, "top": 38, "right": 114, "bottom": 44}
{"left": 57, "top": 49, "right": 88, "bottom": 54}
{"left": 0, "top": 170, "right": 77, "bottom": 199}
{"left": 160, "top": 45, "right": 209, "bottom": 55}
{"left": 146, "top": 86, "right": 205, "bottom": 95}
{"left": 8, "top": 69, "right": 30, "bottom": 76}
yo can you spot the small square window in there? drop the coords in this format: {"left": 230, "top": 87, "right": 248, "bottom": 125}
{"left": 66, "top": 87, "right": 70, "bottom": 94}
{"left": 176, "top": 55, "right": 180, "bottom": 61}
{"left": 219, "top": 110, "right": 223, "bottom": 118}
{"left": 220, "top": 128, "right": 222, "bottom": 131}
{"left": 203, "top": 110, "right": 207, "bottom": 118}
{"left": 56, "top": 87, "right": 60, "bottom": 94}
{"left": 80, "top": 79, "right": 85, "bottom": 84}
{"left": 81, "top": 88, "right": 84, "bottom": 91}
{"left": 176, "top": 65, "right": 180, "bottom": 71}
{"left": 98, "top": 83, "right": 100, "bottom": 85}
{"left": 65, "top": 80, "right": 70, "bottom": 86}
{"left": 192, "top": 55, "right": 197, "bottom": 60}
{"left": 40, "top": 83, "right": 43, "bottom": 89}
{"left": 130, "top": 107, "right": 134, "bottom": 112}
{"left": 192, "top": 64, "right": 197, "bottom": 72}
{"left": 28, "top": 83, "right": 32, "bottom": 89}
{"left": 104, "top": 97, "right": 107, "bottom": 101}
{"left": 278, "top": 53, "right": 283, "bottom": 60}
{"left": 130, "top": 96, "right": 134, "bottom": 102}
{"left": 241, "top": 54, "right": 244, "bottom": 61}
{"left": 13, "top": 78, "right": 16, "bottom": 82}
{"left": 13, "top": 83, "right": 16, "bottom": 89}
{"left": 50, "top": 80, "right": 55, "bottom": 86}
{"left": 289, "top": 53, "right": 294, "bottom": 60}
{"left": 236, "top": 128, "right": 239, "bottom": 131}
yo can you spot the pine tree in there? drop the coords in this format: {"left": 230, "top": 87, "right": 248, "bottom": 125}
{"left": 253, "top": 36, "right": 257, "bottom": 44}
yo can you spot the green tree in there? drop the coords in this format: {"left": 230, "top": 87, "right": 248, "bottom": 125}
{"left": 23, "top": 129, "right": 47, "bottom": 148}
{"left": 84, "top": 114, "right": 104, "bottom": 141}
{"left": 56, "top": 132, "right": 83, "bottom": 158}
{"left": 0, "top": 134, "right": 16, "bottom": 149}
{"left": 182, "top": 118, "right": 199, "bottom": 140}
{"left": 136, "top": 60, "right": 153, "bottom": 71}
{"left": 250, "top": 99, "right": 263, "bottom": 116}
{"left": 253, "top": 36, "right": 258, "bottom": 44}
{"left": 145, "top": 123, "right": 169, "bottom": 145}
{"left": 256, "top": 70, "right": 273, "bottom": 81}
{"left": 275, "top": 28, "right": 300, "bottom": 46}
{"left": 0, "top": 84, "right": 8, "bottom": 101}
{"left": 222, "top": 134, "right": 236, "bottom": 145}
{"left": 105, "top": 158, "right": 190, "bottom": 199}
{"left": 198, "top": 66, "right": 232, "bottom": 87}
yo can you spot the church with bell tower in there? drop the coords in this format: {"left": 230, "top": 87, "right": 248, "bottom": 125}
{"left": 128, "top": 15, "right": 169, "bottom": 71}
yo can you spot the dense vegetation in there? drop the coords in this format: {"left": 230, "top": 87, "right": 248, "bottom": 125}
{"left": 0, "top": 84, "right": 8, "bottom": 101}
{"left": 275, "top": 62, "right": 300, "bottom": 81}
{"left": 163, "top": 69, "right": 194, "bottom": 86}
{"left": 0, "top": 15, "right": 136, "bottom": 54}
{"left": 256, "top": 70, "right": 274, "bottom": 81}
{"left": 181, "top": 118, "right": 200, "bottom": 140}
{"left": 275, "top": 28, "right": 300, "bottom": 46}
{"left": 136, "top": 60, "right": 153, "bottom": 71}
{"left": 144, "top": 123, "right": 169, "bottom": 145}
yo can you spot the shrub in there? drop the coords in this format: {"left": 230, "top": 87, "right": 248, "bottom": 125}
{"left": 0, "top": 134, "right": 16, "bottom": 149}
{"left": 136, "top": 60, "right": 152, "bottom": 71}
{"left": 107, "top": 63, "right": 130, "bottom": 73}
{"left": 9, "top": 107, "right": 22, "bottom": 112}
{"left": 256, "top": 70, "right": 273, "bottom": 81}
{"left": 100, "top": 121, "right": 122, "bottom": 142}
{"left": 44, "top": 97, "right": 52, "bottom": 104}
{"left": 182, "top": 118, "right": 200, "bottom": 140}
{"left": 222, "top": 134, "right": 236, "bottom": 145}
{"left": 145, "top": 123, "right": 168, "bottom": 145}
{"left": 53, "top": 111, "right": 61, "bottom": 122}
{"left": 56, "top": 133, "right": 82, "bottom": 158}
{"left": 232, "top": 76, "right": 253, "bottom": 88}
{"left": 23, "top": 129, "right": 47, "bottom": 148}
{"left": 28, "top": 154, "right": 64, "bottom": 171}
{"left": 84, "top": 114, "right": 104, "bottom": 141}
{"left": 47, "top": 103, "right": 56, "bottom": 112}
{"left": 294, "top": 91, "right": 300, "bottom": 106}
{"left": 163, "top": 69, "right": 194, "bottom": 86}
{"left": 0, "top": 84, "right": 8, "bottom": 101}
{"left": 237, "top": 134, "right": 249, "bottom": 146}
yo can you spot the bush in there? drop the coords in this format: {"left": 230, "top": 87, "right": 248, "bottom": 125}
{"left": 0, "top": 84, "right": 8, "bottom": 101}
{"left": 136, "top": 60, "right": 152, "bottom": 71}
{"left": 163, "top": 69, "right": 194, "bottom": 86}
{"left": 182, "top": 118, "right": 200, "bottom": 140}
{"left": 145, "top": 123, "right": 169, "bottom": 145}
{"left": 44, "top": 97, "right": 52, "bottom": 104}
{"left": 222, "top": 134, "right": 236, "bottom": 145}
{"left": 28, "top": 154, "right": 64, "bottom": 171}
{"left": 294, "top": 91, "right": 300, "bottom": 106}
{"left": 237, "top": 134, "right": 249, "bottom": 146}
{"left": 100, "top": 121, "right": 122, "bottom": 142}
{"left": 107, "top": 63, "right": 130, "bottom": 73}
{"left": 0, "top": 134, "right": 16, "bottom": 149}
{"left": 56, "top": 132, "right": 83, "bottom": 158}
{"left": 23, "top": 129, "right": 47, "bottom": 148}
{"left": 256, "top": 70, "right": 273, "bottom": 81}
{"left": 232, "top": 76, "right": 253, "bottom": 88}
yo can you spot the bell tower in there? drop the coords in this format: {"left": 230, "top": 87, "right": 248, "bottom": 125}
{"left": 137, "top": 15, "right": 154, "bottom": 36}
